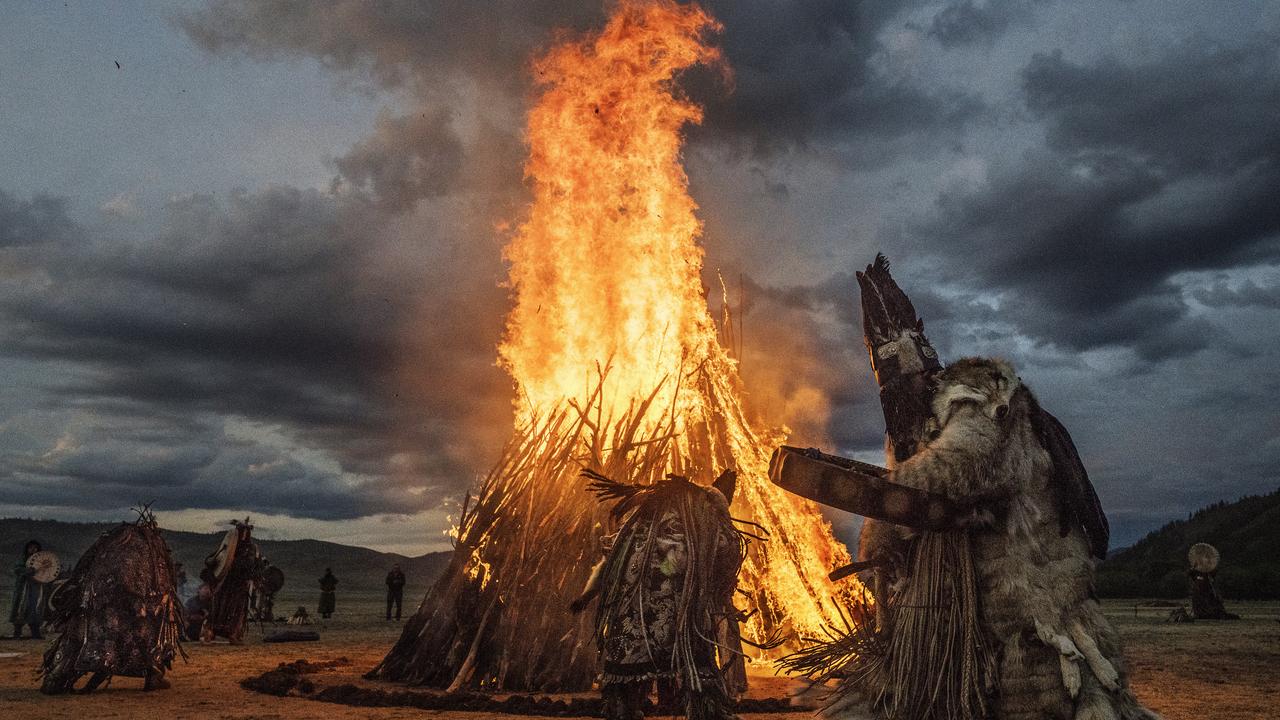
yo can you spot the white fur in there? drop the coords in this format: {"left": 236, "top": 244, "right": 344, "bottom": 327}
{"left": 886, "top": 358, "right": 1161, "bottom": 720}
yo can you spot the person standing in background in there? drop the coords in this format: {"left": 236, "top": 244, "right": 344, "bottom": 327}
{"left": 175, "top": 563, "right": 189, "bottom": 603}
{"left": 184, "top": 584, "right": 213, "bottom": 642}
{"left": 318, "top": 568, "right": 338, "bottom": 619}
{"left": 385, "top": 564, "right": 406, "bottom": 621}
{"left": 10, "top": 540, "right": 48, "bottom": 639}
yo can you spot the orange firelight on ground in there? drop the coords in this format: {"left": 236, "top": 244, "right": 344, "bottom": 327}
{"left": 499, "top": 0, "right": 858, "bottom": 642}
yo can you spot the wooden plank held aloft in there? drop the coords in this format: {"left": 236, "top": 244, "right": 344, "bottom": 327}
{"left": 827, "top": 558, "right": 885, "bottom": 582}
{"left": 768, "top": 445, "right": 974, "bottom": 531}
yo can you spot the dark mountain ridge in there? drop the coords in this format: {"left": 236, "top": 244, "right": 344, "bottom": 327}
{"left": 1097, "top": 487, "right": 1280, "bottom": 599}
{"left": 0, "top": 517, "right": 451, "bottom": 606}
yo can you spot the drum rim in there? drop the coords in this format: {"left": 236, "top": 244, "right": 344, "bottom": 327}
{"left": 1188, "top": 542, "right": 1220, "bottom": 573}
{"left": 25, "top": 550, "right": 61, "bottom": 582}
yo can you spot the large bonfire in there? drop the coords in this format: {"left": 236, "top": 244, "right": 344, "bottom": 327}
{"left": 373, "top": 0, "right": 856, "bottom": 692}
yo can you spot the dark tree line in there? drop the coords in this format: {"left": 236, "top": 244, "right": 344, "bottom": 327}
{"left": 1095, "top": 487, "right": 1280, "bottom": 600}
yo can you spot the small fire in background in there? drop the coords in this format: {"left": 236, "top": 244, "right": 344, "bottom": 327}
{"left": 374, "top": 0, "right": 858, "bottom": 691}
{"left": 500, "top": 0, "right": 855, "bottom": 644}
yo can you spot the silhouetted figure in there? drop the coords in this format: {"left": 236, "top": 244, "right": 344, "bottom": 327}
{"left": 1188, "top": 542, "right": 1240, "bottom": 620}
{"left": 202, "top": 518, "right": 264, "bottom": 643}
{"left": 10, "top": 540, "right": 48, "bottom": 639}
{"left": 175, "top": 563, "right": 189, "bottom": 602}
{"left": 185, "top": 585, "right": 213, "bottom": 641}
{"left": 386, "top": 564, "right": 406, "bottom": 620}
{"left": 318, "top": 568, "right": 338, "bottom": 619}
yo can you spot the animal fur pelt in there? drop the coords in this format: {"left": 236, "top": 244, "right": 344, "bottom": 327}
{"left": 888, "top": 358, "right": 1161, "bottom": 720}
{"left": 40, "top": 510, "right": 186, "bottom": 693}
{"left": 787, "top": 358, "right": 1161, "bottom": 720}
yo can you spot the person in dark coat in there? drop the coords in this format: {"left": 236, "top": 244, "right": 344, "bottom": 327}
{"left": 174, "top": 563, "right": 189, "bottom": 602}
{"left": 10, "top": 540, "right": 48, "bottom": 639}
{"left": 318, "top": 568, "right": 338, "bottom": 619}
{"left": 184, "top": 584, "right": 213, "bottom": 642}
{"left": 385, "top": 564, "right": 406, "bottom": 621}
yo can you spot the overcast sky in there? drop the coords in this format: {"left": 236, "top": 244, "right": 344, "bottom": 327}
{"left": 1, "top": 1, "right": 1277, "bottom": 555}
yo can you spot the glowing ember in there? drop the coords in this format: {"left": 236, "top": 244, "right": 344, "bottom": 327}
{"left": 500, "top": 0, "right": 857, "bottom": 643}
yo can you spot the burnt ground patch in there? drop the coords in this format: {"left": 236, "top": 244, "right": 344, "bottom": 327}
{"left": 241, "top": 659, "right": 801, "bottom": 716}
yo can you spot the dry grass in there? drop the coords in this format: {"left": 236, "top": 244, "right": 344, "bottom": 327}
{"left": 0, "top": 593, "right": 1275, "bottom": 719}
{"left": 1107, "top": 599, "right": 1280, "bottom": 719}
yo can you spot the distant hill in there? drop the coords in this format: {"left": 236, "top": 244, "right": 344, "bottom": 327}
{"left": 0, "top": 517, "right": 452, "bottom": 609}
{"left": 1097, "top": 488, "right": 1280, "bottom": 599}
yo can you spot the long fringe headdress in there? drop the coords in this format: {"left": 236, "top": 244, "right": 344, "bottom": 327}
{"left": 580, "top": 468, "right": 748, "bottom": 695}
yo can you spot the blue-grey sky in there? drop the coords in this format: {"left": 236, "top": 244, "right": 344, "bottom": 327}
{"left": 1, "top": 1, "right": 1277, "bottom": 555}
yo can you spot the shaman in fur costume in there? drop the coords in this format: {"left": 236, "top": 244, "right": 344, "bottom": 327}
{"left": 891, "top": 358, "right": 1158, "bottom": 720}
{"left": 572, "top": 471, "right": 746, "bottom": 720}
{"left": 40, "top": 512, "right": 185, "bottom": 693}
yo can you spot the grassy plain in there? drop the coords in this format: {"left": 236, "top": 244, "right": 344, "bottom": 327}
{"left": 0, "top": 594, "right": 1275, "bottom": 719}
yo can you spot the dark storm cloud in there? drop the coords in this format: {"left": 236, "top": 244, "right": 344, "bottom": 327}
{"left": 1023, "top": 39, "right": 1280, "bottom": 171}
{"left": 0, "top": 192, "right": 78, "bottom": 247}
{"left": 0, "top": 184, "right": 511, "bottom": 519}
{"left": 177, "top": 0, "right": 604, "bottom": 92}
{"left": 0, "top": 412, "right": 410, "bottom": 518}
{"left": 916, "top": 34, "right": 1280, "bottom": 359}
{"left": 180, "top": 0, "right": 983, "bottom": 156}
{"left": 692, "top": 0, "right": 986, "bottom": 154}
{"left": 7, "top": 189, "right": 394, "bottom": 373}
{"left": 333, "top": 110, "right": 465, "bottom": 210}
{"left": 1192, "top": 278, "right": 1280, "bottom": 309}
{"left": 927, "top": 0, "right": 1045, "bottom": 48}
{"left": 19, "top": 427, "right": 217, "bottom": 490}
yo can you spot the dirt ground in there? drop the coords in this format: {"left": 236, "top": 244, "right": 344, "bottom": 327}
{"left": 1, "top": 594, "right": 1276, "bottom": 719}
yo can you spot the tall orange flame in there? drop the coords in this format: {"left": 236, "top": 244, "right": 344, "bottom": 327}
{"left": 501, "top": 0, "right": 719, "bottom": 418}
{"left": 500, "top": 0, "right": 855, "bottom": 643}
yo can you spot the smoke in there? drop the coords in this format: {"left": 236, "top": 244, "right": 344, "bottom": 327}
{"left": 333, "top": 109, "right": 465, "bottom": 211}
{"left": 172, "top": 0, "right": 944, "bottom": 470}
